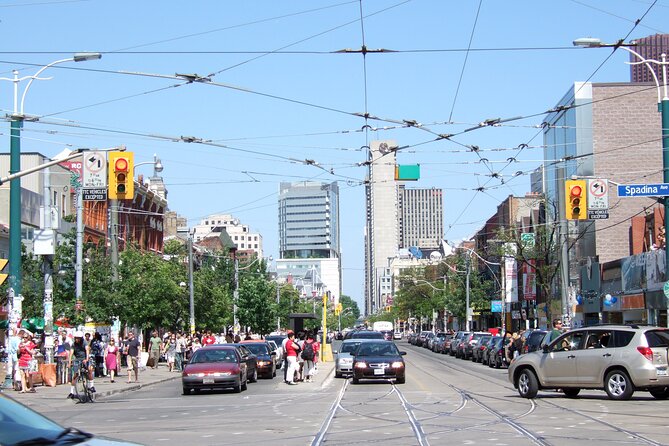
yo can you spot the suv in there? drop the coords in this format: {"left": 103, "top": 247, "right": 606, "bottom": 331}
{"left": 509, "top": 325, "right": 669, "bottom": 400}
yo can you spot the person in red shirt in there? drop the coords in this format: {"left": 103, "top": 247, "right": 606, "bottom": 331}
{"left": 284, "top": 332, "right": 301, "bottom": 385}
{"left": 202, "top": 330, "right": 216, "bottom": 345}
{"left": 17, "top": 331, "right": 37, "bottom": 393}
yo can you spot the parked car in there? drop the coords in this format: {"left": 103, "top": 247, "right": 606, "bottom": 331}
{"left": 424, "top": 332, "right": 436, "bottom": 349}
{"left": 431, "top": 332, "right": 451, "bottom": 353}
{"left": 449, "top": 331, "right": 471, "bottom": 356}
{"left": 224, "top": 343, "right": 259, "bottom": 384}
{"left": 346, "top": 330, "right": 385, "bottom": 340}
{"left": 440, "top": 334, "right": 454, "bottom": 354}
{"left": 240, "top": 341, "right": 277, "bottom": 379}
{"left": 509, "top": 325, "right": 669, "bottom": 400}
{"left": 481, "top": 336, "right": 502, "bottom": 366}
{"left": 472, "top": 334, "right": 492, "bottom": 362}
{"left": 521, "top": 330, "right": 548, "bottom": 354}
{"left": 265, "top": 335, "right": 286, "bottom": 368}
{"left": 462, "top": 332, "right": 489, "bottom": 360}
{"left": 183, "top": 345, "right": 251, "bottom": 394}
{"left": 266, "top": 340, "right": 283, "bottom": 368}
{"left": 334, "top": 339, "right": 374, "bottom": 378}
{"left": 415, "top": 331, "right": 431, "bottom": 347}
{"left": 0, "top": 394, "right": 142, "bottom": 445}
{"left": 351, "top": 340, "right": 407, "bottom": 384}
{"left": 407, "top": 332, "right": 418, "bottom": 345}
{"left": 488, "top": 336, "right": 509, "bottom": 369}
{"left": 393, "top": 331, "right": 403, "bottom": 340}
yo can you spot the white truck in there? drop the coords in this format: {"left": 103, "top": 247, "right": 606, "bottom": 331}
{"left": 373, "top": 321, "right": 394, "bottom": 340}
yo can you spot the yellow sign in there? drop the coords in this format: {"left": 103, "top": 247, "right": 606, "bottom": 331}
{"left": 0, "top": 258, "right": 7, "bottom": 285}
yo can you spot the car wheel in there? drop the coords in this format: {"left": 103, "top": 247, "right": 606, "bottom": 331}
{"left": 272, "top": 367, "right": 277, "bottom": 378}
{"left": 396, "top": 377, "right": 406, "bottom": 384}
{"left": 249, "top": 368, "right": 258, "bottom": 383}
{"left": 563, "top": 388, "right": 580, "bottom": 398}
{"left": 604, "top": 369, "right": 634, "bottom": 400}
{"left": 495, "top": 357, "right": 501, "bottom": 369}
{"left": 234, "top": 378, "right": 242, "bottom": 393}
{"left": 352, "top": 376, "right": 359, "bottom": 384}
{"left": 182, "top": 386, "right": 190, "bottom": 395}
{"left": 335, "top": 371, "right": 342, "bottom": 378}
{"left": 241, "top": 375, "right": 248, "bottom": 391}
{"left": 517, "top": 369, "right": 539, "bottom": 399}
{"left": 649, "top": 387, "right": 669, "bottom": 399}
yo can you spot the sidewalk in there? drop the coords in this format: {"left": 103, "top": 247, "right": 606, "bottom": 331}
{"left": 1, "top": 364, "right": 180, "bottom": 402}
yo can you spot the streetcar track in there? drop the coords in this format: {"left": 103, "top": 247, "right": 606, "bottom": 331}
{"left": 311, "top": 377, "right": 430, "bottom": 446}
{"left": 405, "top": 342, "right": 667, "bottom": 446}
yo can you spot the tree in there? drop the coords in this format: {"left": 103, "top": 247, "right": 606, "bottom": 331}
{"left": 237, "top": 263, "right": 275, "bottom": 335}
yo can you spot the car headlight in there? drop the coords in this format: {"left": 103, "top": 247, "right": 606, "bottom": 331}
{"left": 185, "top": 372, "right": 205, "bottom": 377}
{"left": 391, "top": 362, "right": 404, "bottom": 369}
{"left": 258, "top": 361, "right": 271, "bottom": 366}
{"left": 211, "top": 372, "right": 232, "bottom": 377}
{"left": 354, "top": 362, "right": 367, "bottom": 369}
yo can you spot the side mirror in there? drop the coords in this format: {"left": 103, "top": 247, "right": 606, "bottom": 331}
{"left": 399, "top": 351, "right": 407, "bottom": 356}
{"left": 333, "top": 350, "right": 338, "bottom": 354}
{"left": 270, "top": 351, "right": 276, "bottom": 356}
{"left": 542, "top": 345, "right": 549, "bottom": 353}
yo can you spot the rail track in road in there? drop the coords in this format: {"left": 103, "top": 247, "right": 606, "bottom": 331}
{"left": 311, "top": 378, "right": 429, "bottom": 446}
{"left": 406, "top": 342, "right": 666, "bottom": 446}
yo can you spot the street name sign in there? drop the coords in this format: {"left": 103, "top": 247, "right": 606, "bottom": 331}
{"left": 617, "top": 183, "right": 669, "bottom": 197}
{"left": 82, "top": 151, "right": 107, "bottom": 188}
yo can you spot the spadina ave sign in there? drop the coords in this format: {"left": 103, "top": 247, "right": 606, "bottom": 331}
{"left": 617, "top": 183, "right": 669, "bottom": 197}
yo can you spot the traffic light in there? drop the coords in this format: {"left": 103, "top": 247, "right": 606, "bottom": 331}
{"left": 0, "top": 258, "right": 7, "bottom": 286}
{"left": 108, "top": 151, "right": 134, "bottom": 200}
{"left": 565, "top": 179, "right": 587, "bottom": 220}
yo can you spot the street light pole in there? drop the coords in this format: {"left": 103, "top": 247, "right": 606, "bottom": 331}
{"left": 0, "top": 53, "right": 101, "bottom": 312}
{"left": 574, "top": 39, "right": 669, "bottom": 325}
{"left": 465, "top": 253, "right": 471, "bottom": 332}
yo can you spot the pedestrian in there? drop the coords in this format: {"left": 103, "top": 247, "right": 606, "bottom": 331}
{"left": 17, "top": 331, "right": 37, "bottom": 393}
{"left": 164, "top": 335, "right": 177, "bottom": 372}
{"left": 547, "top": 319, "right": 563, "bottom": 344}
{"left": 67, "top": 331, "right": 94, "bottom": 398}
{"left": 104, "top": 338, "right": 120, "bottom": 382}
{"left": 191, "top": 336, "right": 202, "bottom": 354}
{"left": 281, "top": 331, "right": 291, "bottom": 382}
{"left": 284, "top": 332, "right": 301, "bottom": 385}
{"left": 225, "top": 330, "right": 234, "bottom": 344}
{"left": 148, "top": 331, "right": 161, "bottom": 369}
{"left": 120, "top": 334, "right": 129, "bottom": 368}
{"left": 175, "top": 332, "right": 188, "bottom": 371}
{"left": 296, "top": 332, "right": 306, "bottom": 382}
{"left": 244, "top": 332, "right": 252, "bottom": 341}
{"left": 6, "top": 328, "right": 20, "bottom": 391}
{"left": 301, "top": 333, "right": 317, "bottom": 383}
{"left": 202, "top": 330, "right": 216, "bottom": 346}
{"left": 91, "top": 332, "right": 105, "bottom": 378}
{"left": 234, "top": 333, "right": 241, "bottom": 343}
{"left": 125, "top": 331, "right": 141, "bottom": 383}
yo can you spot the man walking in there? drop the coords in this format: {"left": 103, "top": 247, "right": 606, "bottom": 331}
{"left": 125, "top": 332, "right": 141, "bottom": 383}
{"left": 148, "top": 331, "right": 161, "bottom": 369}
{"left": 175, "top": 332, "right": 188, "bottom": 371}
{"left": 284, "top": 332, "right": 300, "bottom": 385}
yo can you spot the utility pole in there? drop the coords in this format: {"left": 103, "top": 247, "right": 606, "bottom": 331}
{"left": 187, "top": 234, "right": 195, "bottom": 335}
{"left": 42, "top": 167, "right": 54, "bottom": 364}
{"left": 465, "top": 253, "right": 471, "bottom": 332}
{"left": 233, "top": 258, "right": 239, "bottom": 333}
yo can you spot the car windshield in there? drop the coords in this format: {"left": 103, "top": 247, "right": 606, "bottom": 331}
{"left": 244, "top": 344, "right": 269, "bottom": 355}
{"left": 351, "top": 331, "right": 384, "bottom": 339}
{"left": 356, "top": 342, "right": 399, "bottom": 356}
{"left": 190, "top": 349, "right": 237, "bottom": 363}
{"left": 0, "top": 395, "right": 67, "bottom": 445}
{"left": 340, "top": 342, "right": 361, "bottom": 353}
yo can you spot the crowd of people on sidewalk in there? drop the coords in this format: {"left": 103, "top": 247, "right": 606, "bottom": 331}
{"left": 282, "top": 330, "right": 320, "bottom": 385}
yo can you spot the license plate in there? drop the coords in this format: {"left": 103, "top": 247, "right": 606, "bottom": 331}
{"left": 373, "top": 368, "right": 384, "bottom": 375}
{"left": 203, "top": 377, "right": 215, "bottom": 384}
{"left": 657, "top": 368, "right": 668, "bottom": 377}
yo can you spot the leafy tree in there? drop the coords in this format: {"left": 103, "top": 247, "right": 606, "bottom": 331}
{"left": 237, "top": 264, "right": 275, "bottom": 335}
{"left": 194, "top": 253, "right": 233, "bottom": 331}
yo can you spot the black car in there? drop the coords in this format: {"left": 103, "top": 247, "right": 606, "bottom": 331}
{"left": 240, "top": 341, "right": 276, "bottom": 379}
{"left": 481, "top": 336, "right": 501, "bottom": 366}
{"left": 472, "top": 334, "right": 492, "bottom": 362}
{"left": 521, "top": 330, "right": 548, "bottom": 354}
{"left": 345, "top": 330, "right": 385, "bottom": 340}
{"left": 212, "top": 343, "right": 259, "bottom": 383}
{"left": 351, "top": 340, "right": 407, "bottom": 384}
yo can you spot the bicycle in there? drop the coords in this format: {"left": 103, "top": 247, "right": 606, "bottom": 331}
{"left": 72, "top": 359, "right": 95, "bottom": 403}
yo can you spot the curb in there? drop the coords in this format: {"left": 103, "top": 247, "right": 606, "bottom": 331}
{"left": 95, "top": 375, "right": 181, "bottom": 399}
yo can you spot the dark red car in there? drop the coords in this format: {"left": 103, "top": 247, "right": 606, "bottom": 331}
{"left": 182, "top": 345, "right": 249, "bottom": 394}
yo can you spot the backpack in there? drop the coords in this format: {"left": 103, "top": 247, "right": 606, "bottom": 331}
{"left": 301, "top": 341, "right": 315, "bottom": 360}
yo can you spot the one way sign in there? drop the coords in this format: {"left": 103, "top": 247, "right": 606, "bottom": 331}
{"left": 587, "top": 178, "right": 609, "bottom": 219}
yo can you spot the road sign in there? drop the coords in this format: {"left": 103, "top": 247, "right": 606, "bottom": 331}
{"left": 82, "top": 151, "right": 107, "bottom": 188}
{"left": 0, "top": 258, "right": 7, "bottom": 286}
{"left": 82, "top": 188, "right": 108, "bottom": 201}
{"left": 521, "top": 232, "right": 535, "bottom": 248}
{"left": 617, "top": 183, "right": 669, "bottom": 197}
{"left": 587, "top": 179, "right": 609, "bottom": 219}
{"left": 491, "top": 300, "right": 503, "bottom": 313}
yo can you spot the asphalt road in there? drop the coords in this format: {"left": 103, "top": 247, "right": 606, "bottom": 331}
{"left": 35, "top": 341, "right": 669, "bottom": 446}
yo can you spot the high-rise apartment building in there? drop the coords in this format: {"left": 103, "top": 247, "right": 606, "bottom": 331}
{"left": 630, "top": 34, "right": 669, "bottom": 85}
{"left": 364, "top": 140, "right": 399, "bottom": 315}
{"left": 398, "top": 186, "right": 443, "bottom": 251}
{"left": 277, "top": 181, "right": 341, "bottom": 303}
{"left": 278, "top": 181, "right": 340, "bottom": 259}
{"left": 192, "top": 213, "right": 263, "bottom": 258}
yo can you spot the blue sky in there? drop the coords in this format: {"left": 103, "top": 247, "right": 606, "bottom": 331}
{"left": 1, "top": 0, "right": 667, "bottom": 310}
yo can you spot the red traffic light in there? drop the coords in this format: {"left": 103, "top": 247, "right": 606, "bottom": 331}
{"left": 114, "top": 157, "right": 129, "bottom": 172}
{"left": 569, "top": 185, "right": 583, "bottom": 197}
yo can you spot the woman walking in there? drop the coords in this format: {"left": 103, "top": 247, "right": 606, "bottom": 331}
{"left": 105, "top": 338, "right": 120, "bottom": 382}
{"left": 164, "top": 335, "right": 177, "bottom": 372}
{"left": 17, "top": 331, "right": 37, "bottom": 393}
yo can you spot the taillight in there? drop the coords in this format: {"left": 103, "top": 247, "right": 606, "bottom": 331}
{"left": 637, "top": 346, "right": 654, "bottom": 361}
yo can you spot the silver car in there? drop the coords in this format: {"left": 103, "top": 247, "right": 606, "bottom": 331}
{"left": 508, "top": 325, "right": 669, "bottom": 400}
{"left": 334, "top": 339, "right": 373, "bottom": 378}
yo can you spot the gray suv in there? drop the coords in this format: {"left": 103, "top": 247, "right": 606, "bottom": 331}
{"left": 508, "top": 325, "right": 669, "bottom": 400}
